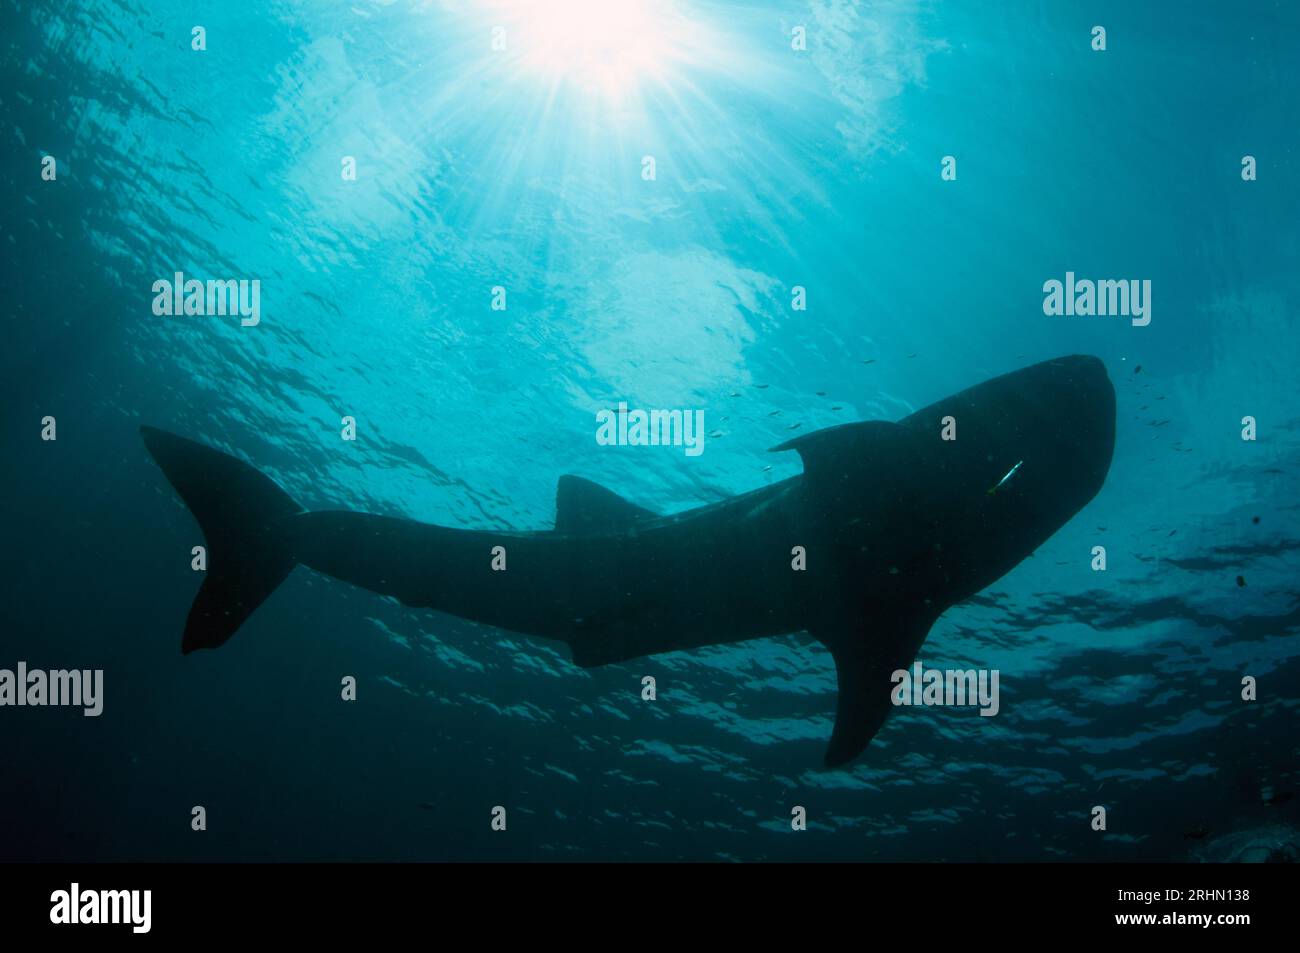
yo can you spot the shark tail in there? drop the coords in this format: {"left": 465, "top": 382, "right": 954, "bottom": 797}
{"left": 141, "top": 426, "right": 303, "bottom": 653}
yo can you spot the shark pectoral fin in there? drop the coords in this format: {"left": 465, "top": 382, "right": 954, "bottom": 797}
{"left": 821, "top": 639, "right": 899, "bottom": 767}
{"left": 555, "top": 475, "right": 658, "bottom": 533}
{"left": 817, "top": 613, "right": 937, "bottom": 767}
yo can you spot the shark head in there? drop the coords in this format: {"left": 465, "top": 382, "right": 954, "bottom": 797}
{"left": 770, "top": 355, "right": 1117, "bottom": 767}
{"left": 900, "top": 353, "right": 1117, "bottom": 604}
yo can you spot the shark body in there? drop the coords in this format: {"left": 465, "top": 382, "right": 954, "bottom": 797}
{"left": 142, "top": 354, "right": 1115, "bottom": 765}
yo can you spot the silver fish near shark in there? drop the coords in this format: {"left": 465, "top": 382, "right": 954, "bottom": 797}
{"left": 141, "top": 355, "right": 1115, "bottom": 766}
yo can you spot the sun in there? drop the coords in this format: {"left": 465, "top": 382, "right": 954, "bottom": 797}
{"left": 482, "top": 0, "right": 693, "bottom": 102}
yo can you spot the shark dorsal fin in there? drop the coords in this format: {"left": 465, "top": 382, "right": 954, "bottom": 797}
{"left": 770, "top": 421, "right": 924, "bottom": 519}
{"left": 555, "top": 475, "right": 658, "bottom": 534}
{"left": 769, "top": 420, "right": 914, "bottom": 477}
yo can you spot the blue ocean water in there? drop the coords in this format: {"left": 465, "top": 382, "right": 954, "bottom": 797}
{"left": 2, "top": 0, "right": 1297, "bottom": 861}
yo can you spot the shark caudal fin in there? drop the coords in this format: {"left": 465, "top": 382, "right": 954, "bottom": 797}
{"left": 141, "top": 427, "right": 303, "bottom": 653}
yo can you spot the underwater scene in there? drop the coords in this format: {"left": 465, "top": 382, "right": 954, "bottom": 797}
{"left": 2, "top": 0, "right": 1298, "bottom": 864}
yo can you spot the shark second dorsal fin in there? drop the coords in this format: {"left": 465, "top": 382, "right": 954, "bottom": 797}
{"left": 555, "top": 475, "right": 658, "bottom": 534}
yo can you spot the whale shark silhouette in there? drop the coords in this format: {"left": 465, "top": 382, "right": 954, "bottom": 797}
{"left": 141, "top": 354, "right": 1115, "bottom": 766}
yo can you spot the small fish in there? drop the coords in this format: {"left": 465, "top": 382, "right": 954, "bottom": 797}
{"left": 816, "top": 391, "right": 827, "bottom": 397}
{"left": 1134, "top": 365, "right": 1142, "bottom": 374}
{"left": 987, "top": 460, "right": 1023, "bottom": 496}
{"left": 1236, "top": 575, "right": 1247, "bottom": 588}
{"left": 755, "top": 383, "right": 770, "bottom": 389}
{"left": 1183, "top": 826, "right": 1210, "bottom": 840}
{"left": 862, "top": 359, "right": 876, "bottom": 365}
{"left": 1252, "top": 516, "right": 1261, "bottom": 525}
{"left": 1265, "top": 790, "right": 1294, "bottom": 806}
